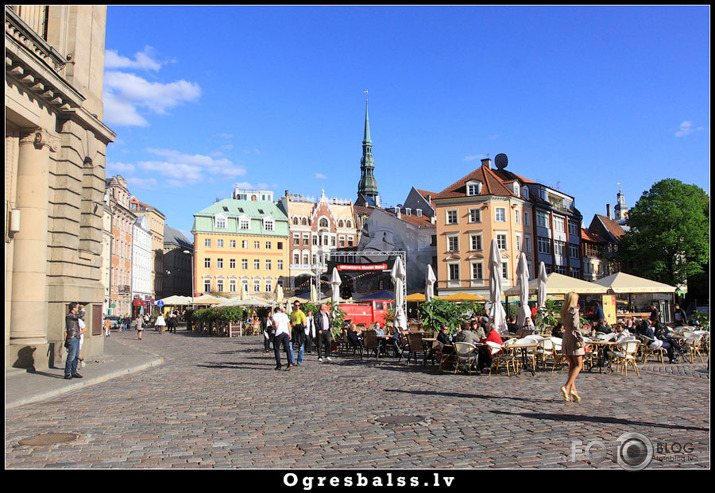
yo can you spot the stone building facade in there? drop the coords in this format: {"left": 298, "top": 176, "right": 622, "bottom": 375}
{"left": 5, "top": 6, "right": 115, "bottom": 370}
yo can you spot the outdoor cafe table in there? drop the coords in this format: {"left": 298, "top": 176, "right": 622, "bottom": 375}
{"left": 586, "top": 340, "right": 617, "bottom": 373}
{"left": 506, "top": 341, "right": 539, "bottom": 376}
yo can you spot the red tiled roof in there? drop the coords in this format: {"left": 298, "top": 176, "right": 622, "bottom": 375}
{"left": 432, "top": 164, "right": 516, "bottom": 199}
{"left": 594, "top": 214, "right": 626, "bottom": 240}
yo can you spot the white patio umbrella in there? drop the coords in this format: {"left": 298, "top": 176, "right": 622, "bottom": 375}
{"left": 537, "top": 261, "right": 548, "bottom": 310}
{"left": 516, "top": 252, "right": 531, "bottom": 326}
{"left": 330, "top": 268, "right": 342, "bottom": 305}
{"left": 391, "top": 256, "right": 407, "bottom": 330}
{"left": 488, "top": 239, "right": 507, "bottom": 334}
{"left": 425, "top": 264, "right": 436, "bottom": 302}
{"left": 240, "top": 283, "right": 249, "bottom": 301}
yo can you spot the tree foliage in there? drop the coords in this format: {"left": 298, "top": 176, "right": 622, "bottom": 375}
{"left": 617, "top": 179, "right": 709, "bottom": 287}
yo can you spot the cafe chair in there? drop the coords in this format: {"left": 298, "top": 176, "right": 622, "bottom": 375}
{"left": 361, "top": 330, "right": 379, "bottom": 360}
{"left": 639, "top": 336, "right": 666, "bottom": 364}
{"left": 406, "top": 332, "right": 429, "bottom": 366}
{"left": 683, "top": 333, "right": 705, "bottom": 363}
{"left": 612, "top": 338, "right": 640, "bottom": 376}
{"left": 453, "top": 342, "right": 479, "bottom": 375}
{"left": 487, "top": 341, "right": 518, "bottom": 376}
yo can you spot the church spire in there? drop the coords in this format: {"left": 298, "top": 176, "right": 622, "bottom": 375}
{"left": 358, "top": 91, "right": 379, "bottom": 205}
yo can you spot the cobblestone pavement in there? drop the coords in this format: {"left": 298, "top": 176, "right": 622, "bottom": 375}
{"left": 5, "top": 329, "right": 710, "bottom": 473}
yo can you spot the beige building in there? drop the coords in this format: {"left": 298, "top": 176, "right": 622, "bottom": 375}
{"left": 106, "top": 176, "right": 135, "bottom": 318}
{"left": 5, "top": 6, "right": 115, "bottom": 369}
{"left": 130, "top": 196, "right": 165, "bottom": 307}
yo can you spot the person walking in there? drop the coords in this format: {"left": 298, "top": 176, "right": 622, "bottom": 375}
{"left": 314, "top": 303, "right": 333, "bottom": 362}
{"left": 135, "top": 314, "right": 144, "bottom": 340}
{"left": 560, "top": 291, "right": 584, "bottom": 402}
{"left": 155, "top": 312, "right": 166, "bottom": 334}
{"left": 167, "top": 311, "right": 178, "bottom": 333}
{"left": 290, "top": 302, "right": 307, "bottom": 366}
{"left": 64, "top": 302, "right": 85, "bottom": 380}
{"left": 272, "top": 305, "right": 294, "bottom": 371}
{"left": 103, "top": 316, "right": 112, "bottom": 337}
{"left": 261, "top": 309, "right": 274, "bottom": 352}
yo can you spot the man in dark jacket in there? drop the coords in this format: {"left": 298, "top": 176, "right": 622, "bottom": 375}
{"left": 313, "top": 303, "right": 333, "bottom": 362}
{"left": 64, "top": 302, "right": 85, "bottom": 379}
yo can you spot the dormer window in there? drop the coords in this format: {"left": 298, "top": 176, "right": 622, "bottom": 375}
{"left": 522, "top": 186, "right": 530, "bottom": 200}
{"left": 466, "top": 180, "right": 482, "bottom": 196}
{"left": 513, "top": 182, "right": 520, "bottom": 196}
{"left": 214, "top": 214, "right": 227, "bottom": 229}
{"left": 263, "top": 216, "right": 275, "bottom": 231}
{"left": 239, "top": 215, "right": 250, "bottom": 230}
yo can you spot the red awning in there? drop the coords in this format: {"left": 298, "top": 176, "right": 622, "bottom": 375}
{"left": 132, "top": 298, "right": 146, "bottom": 306}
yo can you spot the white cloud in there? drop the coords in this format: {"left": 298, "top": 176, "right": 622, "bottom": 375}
{"left": 107, "top": 161, "right": 136, "bottom": 174}
{"left": 105, "top": 46, "right": 163, "bottom": 71}
{"left": 102, "top": 47, "right": 200, "bottom": 127}
{"left": 128, "top": 148, "right": 247, "bottom": 188}
{"left": 675, "top": 121, "right": 704, "bottom": 137}
{"left": 315, "top": 173, "right": 327, "bottom": 179}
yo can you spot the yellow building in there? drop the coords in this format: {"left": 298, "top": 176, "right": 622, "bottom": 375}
{"left": 191, "top": 198, "right": 290, "bottom": 297}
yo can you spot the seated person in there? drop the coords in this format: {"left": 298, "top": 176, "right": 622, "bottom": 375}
{"left": 454, "top": 321, "right": 480, "bottom": 345}
{"left": 347, "top": 323, "right": 363, "bottom": 348}
{"left": 429, "top": 325, "right": 454, "bottom": 360}
{"left": 614, "top": 323, "right": 632, "bottom": 343}
{"left": 593, "top": 318, "right": 612, "bottom": 335}
{"left": 551, "top": 322, "right": 565, "bottom": 339}
{"left": 477, "top": 322, "right": 503, "bottom": 371}
{"left": 506, "top": 316, "right": 520, "bottom": 334}
{"left": 645, "top": 319, "right": 683, "bottom": 363}
{"left": 374, "top": 322, "right": 385, "bottom": 335}
{"left": 516, "top": 317, "right": 538, "bottom": 338}
{"left": 470, "top": 319, "right": 486, "bottom": 341}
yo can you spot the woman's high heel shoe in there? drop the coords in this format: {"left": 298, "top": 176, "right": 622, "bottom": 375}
{"left": 570, "top": 390, "right": 582, "bottom": 403}
{"left": 560, "top": 387, "right": 571, "bottom": 402}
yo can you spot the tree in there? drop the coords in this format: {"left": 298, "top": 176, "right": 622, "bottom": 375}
{"left": 617, "top": 179, "right": 709, "bottom": 287}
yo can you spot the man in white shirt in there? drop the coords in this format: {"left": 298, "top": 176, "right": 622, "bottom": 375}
{"left": 272, "top": 306, "right": 294, "bottom": 371}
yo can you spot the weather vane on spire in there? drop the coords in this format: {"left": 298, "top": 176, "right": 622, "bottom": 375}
{"left": 364, "top": 90, "right": 368, "bottom": 101}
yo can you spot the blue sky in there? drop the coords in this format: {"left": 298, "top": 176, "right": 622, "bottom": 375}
{"left": 103, "top": 5, "right": 710, "bottom": 238}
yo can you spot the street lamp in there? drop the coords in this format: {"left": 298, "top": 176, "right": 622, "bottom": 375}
{"left": 183, "top": 249, "right": 193, "bottom": 298}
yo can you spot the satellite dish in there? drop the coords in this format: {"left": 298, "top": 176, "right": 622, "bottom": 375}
{"left": 495, "top": 153, "right": 508, "bottom": 170}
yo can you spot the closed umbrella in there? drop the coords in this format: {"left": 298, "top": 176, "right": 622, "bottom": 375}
{"left": 488, "top": 239, "right": 507, "bottom": 334}
{"left": 516, "top": 252, "right": 531, "bottom": 326}
{"left": 537, "top": 261, "right": 548, "bottom": 310}
{"left": 240, "top": 283, "right": 249, "bottom": 301}
{"left": 391, "top": 256, "right": 407, "bottom": 330}
{"left": 330, "top": 268, "right": 342, "bottom": 305}
{"left": 425, "top": 264, "right": 436, "bottom": 302}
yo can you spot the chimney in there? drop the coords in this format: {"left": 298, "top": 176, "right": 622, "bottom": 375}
{"left": 481, "top": 158, "right": 492, "bottom": 169}
{"left": 606, "top": 204, "right": 611, "bottom": 219}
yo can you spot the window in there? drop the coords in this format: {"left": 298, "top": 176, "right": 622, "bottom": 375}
{"left": 265, "top": 241, "right": 271, "bottom": 250}
{"left": 553, "top": 216, "right": 565, "bottom": 233}
{"left": 502, "top": 262, "right": 509, "bottom": 280}
{"left": 241, "top": 259, "right": 248, "bottom": 269}
{"left": 569, "top": 244, "right": 579, "bottom": 259}
{"left": 293, "top": 253, "right": 300, "bottom": 264}
{"left": 471, "top": 262, "right": 483, "bottom": 280}
{"left": 253, "top": 279, "right": 260, "bottom": 292}
{"left": 446, "top": 210, "right": 458, "bottom": 224}
{"left": 215, "top": 216, "right": 227, "bottom": 229}
{"left": 448, "top": 263, "right": 460, "bottom": 281}
{"left": 203, "top": 279, "right": 211, "bottom": 293}
{"left": 239, "top": 216, "right": 250, "bottom": 230}
{"left": 229, "top": 279, "right": 237, "bottom": 292}
{"left": 277, "top": 260, "right": 283, "bottom": 271}
{"left": 447, "top": 235, "right": 459, "bottom": 252}
{"left": 523, "top": 211, "right": 530, "bottom": 227}
{"left": 242, "top": 240, "right": 248, "bottom": 248}
{"left": 265, "top": 259, "right": 272, "bottom": 270}
{"left": 263, "top": 217, "right": 274, "bottom": 231}
{"left": 468, "top": 208, "right": 481, "bottom": 223}
{"left": 514, "top": 209, "right": 520, "bottom": 224}
{"left": 470, "top": 233, "right": 482, "bottom": 251}
{"left": 537, "top": 237, "right": 551, "bottom": 254}
{"left": 204, "top": 238, "right": 211, "bottom": 247}
{"left": 217, "top": 239, "right": 224, "bottom": 248}
{"left": 569, "top": 220, "right": 579, "bottom": 236}
{"left": 319, "top": 218, "right": 329, "bottom": 228}
{"left": 277, "top": 242, "right": 283, "bottom": 250}
{"left": 536, "top": 211, "right": 548, "bottom": 228}
{"left": 265, "top": 279, "right": 272, "bottom": 293}
{"left": 293, "top": 234, "right": 300, "bottom": 246}
{"left": 254, "top": 241, "right": 260, "bottom": 249}
{"left": 230, "top": 240, "right": 236, "bottom": 248}
{"left": 554, "top": 240, "right": 566, "bottom": 257}
{"left": 229, "top": 258, "right": 236, "bottom": 269}
{"left": 216, "top": 279, "right": 224, "bottom": 292}
{"left": 495, "top": 208, "right": 506, "bottom": 222}
{"left": 303, "top": 234, "right": 309, "bottom": 246}
{"left": 496, "top": 233, "right": 507, "bottom": 250}
{"left": 515, "top": 233, "right": 522, "bottom": 252}
{"left": 254, "top": 259, "right": 260, "bottom": 270}
{"left": 204, "top": 258, "right": 211, "bottom": 268}
{"left": 466, "top": 180, "right": 481, "bottom": 196}
{"left": 217, "top": 258, "right": 224, "bottom": 269}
